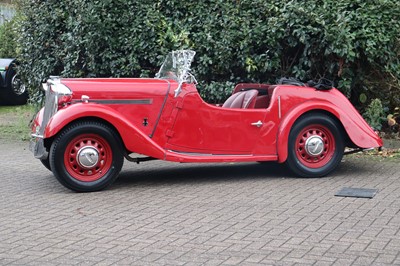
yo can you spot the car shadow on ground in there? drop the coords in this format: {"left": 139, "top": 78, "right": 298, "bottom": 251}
{"left": 335, "top": 157, "right": 379, "bottom": 175}
{"left": 113, "top": 158, "right": 372, "bottom": 190}
{"left": 115, "top": 161, "right": 296, "bottom": 188}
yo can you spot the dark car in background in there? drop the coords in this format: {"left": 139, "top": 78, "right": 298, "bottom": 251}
{"left": 0, "top": 58, "right": 28, "bottom": 105}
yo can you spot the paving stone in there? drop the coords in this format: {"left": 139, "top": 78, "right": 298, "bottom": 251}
{"left": 0, "top": 140, "right": 399, "bottom": 265}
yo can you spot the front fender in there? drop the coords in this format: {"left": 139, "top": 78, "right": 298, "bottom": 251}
{"left": 44, "top": 103, "right": 166, "bottom": 159}
{"left": 276, "top": 100, "right": 383, "bottom": 163}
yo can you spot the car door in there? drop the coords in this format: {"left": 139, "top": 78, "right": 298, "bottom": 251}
{"left": 165, "top": 92, "right": 266, "bottom": 154}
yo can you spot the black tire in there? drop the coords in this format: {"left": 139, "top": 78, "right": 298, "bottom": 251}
{"left": 286, "top": 113, "right": 344, "bottom": 177}
{"left": 40, "top": 157, "right": 51, "bottom": 171}
{"left": 0, "top": 69, "right": 28, "bottom": 105}
{"left": 49, "top": 121, "right": 124, "bottom": 192}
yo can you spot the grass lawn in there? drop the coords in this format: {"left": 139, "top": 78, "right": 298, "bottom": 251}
{"left": 0, "top": 105, "right": 37, "bottom": 141}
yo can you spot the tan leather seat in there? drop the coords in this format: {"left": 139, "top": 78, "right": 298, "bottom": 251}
{"left": 222, "top": 89, "right": 258, "bottom": 109}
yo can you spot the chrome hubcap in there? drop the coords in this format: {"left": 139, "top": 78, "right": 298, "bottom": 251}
{"left": 11, "top": 75, "right": 26, "bottom": 95}
{"left": 77, "top": 147, "right": 99, "bottom": 168}
{"left": 305, "top": 136, "right": 324, "bottom": 156}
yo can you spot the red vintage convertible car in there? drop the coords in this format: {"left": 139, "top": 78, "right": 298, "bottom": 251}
{"left": 30, "top": 50, "right": 382, "bottom": 192}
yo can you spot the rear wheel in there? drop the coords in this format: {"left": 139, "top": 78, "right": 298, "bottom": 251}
{"left": 49, "top": 121, "right": 124, "bottom": 192}
{"left": 286, "top": 113, "right": 344, "bottom": 177}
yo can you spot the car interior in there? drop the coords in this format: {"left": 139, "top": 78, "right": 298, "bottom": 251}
{"left": 222, "top": 83, "right": 275, "bottom": 109}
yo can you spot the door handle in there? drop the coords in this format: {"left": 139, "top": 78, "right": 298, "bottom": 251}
{"left": 251, "top": 120, "right": 263, "bottom": 128}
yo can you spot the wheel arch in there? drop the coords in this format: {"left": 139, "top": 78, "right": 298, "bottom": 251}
{"left": 43, "top": 103, "right": 166, "bottom": 159}
{"left": 276, "top": 100, "right": 380, "bottom": 163}
{"left": 44, "top": 116, "right": 124, "bottom": 153}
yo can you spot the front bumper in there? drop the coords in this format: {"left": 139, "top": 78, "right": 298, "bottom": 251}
{"left": 29, "top": 136, "right": 48, "bottom": 160}
{"left": 29, "top": 107, "right": 48, "bottom": 159}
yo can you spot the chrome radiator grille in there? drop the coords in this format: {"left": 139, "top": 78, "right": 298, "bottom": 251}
{"left": 30, "top": 79, "right": 65, "bottom": 159}
{"left": 38, "top": 84, "right": 58, "bottom": 136}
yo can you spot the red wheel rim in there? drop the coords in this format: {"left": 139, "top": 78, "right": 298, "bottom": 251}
{"left": 295, "top": 124, "right": 336, "bottom": 169}
{"left": 64, "top": 134, "right": 113, "bottom": 182}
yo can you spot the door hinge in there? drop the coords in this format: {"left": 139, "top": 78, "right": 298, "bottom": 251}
{"left": 175, "top": 100, "right": 183, "bottom": 109}
{"left": 166, "top": 129, "right": 174, "bottom": 138}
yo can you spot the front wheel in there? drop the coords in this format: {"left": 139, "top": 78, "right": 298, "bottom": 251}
{"left": 286, "top": 113, "right": 344, "bottom": 177}
{"left": 40, "top": 157, "right": 51, "bottom": 171}
{"left": 49, "top": 121, "right": 124, "bottom": 192}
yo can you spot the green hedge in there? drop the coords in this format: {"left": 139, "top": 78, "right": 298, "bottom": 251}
{"left": 16, "top": 0, "right": 400, "bottom": 107}
{"left": 0, "top": 16, "right": 18, "bottom": 58}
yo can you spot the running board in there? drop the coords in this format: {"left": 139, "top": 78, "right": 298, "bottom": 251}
{"left": 165, "top": 150, "right": 278, "bottom": 163}
{"left": 125, "top": 153, "right": 157, "bottom": 164}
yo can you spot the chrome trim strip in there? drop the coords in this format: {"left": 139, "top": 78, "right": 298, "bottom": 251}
{"left": 87, "top": 99, "right": 153, "bottom": 104}
{"left": 31, "top": 134, "right": 44, "bottom": 138}
{"left": 168, "top": 150, "right": 252, "bottom": 156}
{"left": 278, "top": 96, "right": 281, "bottom": 119}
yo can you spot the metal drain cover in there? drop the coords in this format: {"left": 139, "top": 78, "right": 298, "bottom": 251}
{"left": 335, "top": 187, "right": 378, "bottom": 198}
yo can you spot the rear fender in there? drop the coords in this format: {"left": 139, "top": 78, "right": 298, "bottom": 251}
{"left": 277, "top": 100, "right": 382, "bottom": 163}
{"left": 44, "top": 103, "right": 166, "bottom": 159}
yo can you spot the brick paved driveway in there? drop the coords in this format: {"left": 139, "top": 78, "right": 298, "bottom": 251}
{"left": 1, "top": 139, "right": 399, "bottom": 265}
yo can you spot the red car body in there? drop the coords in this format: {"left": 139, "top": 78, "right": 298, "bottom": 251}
{"left": 30, "top": 50, "right": 382, "bottom": 192}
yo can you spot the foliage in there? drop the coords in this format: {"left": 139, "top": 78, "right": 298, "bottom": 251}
{"left": 198, "top": 81, "right": 235, "bottom": 104}
{"left": 363, "top": 99, "right": 386, "bottom": 131}
{"left": 14, "top": 0, "right": 400, "bottom": 107}
{"left": 0, "top": 15, "right": 18, "bottom": 58}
